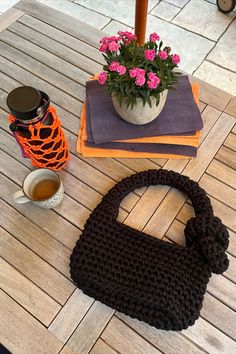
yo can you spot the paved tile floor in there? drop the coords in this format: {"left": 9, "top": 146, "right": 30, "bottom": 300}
{"left": 0, "top": 0, "right": 236, "bottom": 95}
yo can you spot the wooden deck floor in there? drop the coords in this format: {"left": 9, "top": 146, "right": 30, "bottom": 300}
{"left": 0, "top": 1, "right": 235, "bottom": 353}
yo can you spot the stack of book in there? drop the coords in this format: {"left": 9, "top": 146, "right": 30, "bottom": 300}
{"left": 77, "top": 75, "right": 203, "bottom": 159}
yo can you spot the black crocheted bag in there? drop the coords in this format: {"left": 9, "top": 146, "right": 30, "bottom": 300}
{"left": 70, "top": 169, "right": 229, "bottom": 331}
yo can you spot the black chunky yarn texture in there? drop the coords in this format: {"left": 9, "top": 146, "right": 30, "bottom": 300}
{"left": 70, "top": 169, "right": 229, "bottom": 331}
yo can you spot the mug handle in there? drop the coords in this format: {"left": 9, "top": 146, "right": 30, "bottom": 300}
{"left": 13, "top": 190, "right": 30, "bottom": 204}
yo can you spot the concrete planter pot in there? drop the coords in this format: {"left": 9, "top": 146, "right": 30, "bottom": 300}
{"left": 112, "top": 90, "right": 168, "bottom": 125}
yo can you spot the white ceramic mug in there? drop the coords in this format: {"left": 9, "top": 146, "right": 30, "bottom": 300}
{"left": 13, "top": 168, "right": 64, "bottom": 209}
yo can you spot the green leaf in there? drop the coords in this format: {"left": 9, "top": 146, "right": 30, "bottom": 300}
{"left": 147, "top": 96, "right": 152, "bottom": 108}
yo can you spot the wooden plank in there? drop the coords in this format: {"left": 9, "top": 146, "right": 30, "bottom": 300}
{"left": 201, "top": 292, "right": 236, "bottom": 340}
{"left": 224, "top": 253, "right": 236, "bottom": 283}
{"left": 143, "top": 113, "right": 235, "bottom": 239}
{"left": 66, "top": 156, "right": 138, "bottom": 207}
{"left": 114, "top": 158, "right": 163, "bottom": 172}
{"left": 0, "top": 70, "right": 23, "bottom": 94}
{"left": 60, "top": 347, "right": 77, "bottom": 354}
{"left": 101, "top": 316, "right": 162, "bottom": 354}
{"left": 165, "top": 219, "right": 186, "bottom": 246}
{"left": 66, "top": 155, "right": 121, "bottom": 195}
{"left": 207, "top": 159, "right": 236, "bottom": 189}
{"left": 0, "top": 199, "right": 72, "bottom": 278}
{"left": 18, "top": 14, "right": 104, "bottom": 64}
{"left": 52, "top": 192, "right": 90, "bottom": 230}
{"left": 79, "top": 156, "right": 136, "bottom": 183}
{"left": 121, "top": 192, "right": 139, "bottom": 212}
{"left": 207, "top": 274, "right": 236, "bottom": 311}
{"left": 216, "top": 145, "right": 236, "bottom": 170}
{"left": 199, "top": 106, "right": 223, "bottom": 141}
{"left": 7, "top": 21, "right": 102, "bottom": 74}
{"left": 90, "top": 339, "right": 118, "bottom": 354}
{"left": 227, "top": 229, "right": 236, "bottom": 258}
{"left": 124, "top": 105, "right": 222, "bottom": 232}
{"left": 183, "top": 317, "right": 236, "bottom": 354}
{"left": 118, "top": 208, "right": 129, "bottom": 222}
{"left": 0, "top": 227, "right": 75, "bottom": 305}
{"left": 0, "top": 54, "right": 84, "bottom": 116}
{"left": 14, "top": 0, "right": 102, "bottom": 48}
{"left": 198, "top": 101, "right": 206, "bottom": 112}
{"left": 67, "top": 302, "right": 114, "bottom": 354}
{"left": 188, "top": 75, "right": 232, "bottom": 111}
{"left": 199, "top": 173, "right": 236, "bottom": 210}
{"left": 208, "top": 196, "right": 236, "bottom": 234}
{"left": 149, "top": 158, "right": 168, "bottom": 167}
{"left": 224, "top": 133, "right": 236, "bottom": 152}
{"left": 117, "top": 312, "right": 205, "bottom": 354}
{"left": 224, "top": 97, "right": 236, "bottom": 118}
{"left": 0, "top": 8, "right": 24, "bottom": 32}
{"left": 124, "top": 185, "right": 170, "bottom": 231}
{"left": 0, "top": 290, "right": 63, "bottom": 354}
{"left": 0, "top": 41, "right": 86, "bottom": 100}
{"left": 0, "top": 257, "right": 61, "bottom": 326}
{"left": 49, "top": 289, "right": 93, "bottom": 343}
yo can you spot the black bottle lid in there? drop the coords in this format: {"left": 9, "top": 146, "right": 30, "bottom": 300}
{"left": 7, "top": 86, "right": 43, "bottom": 120}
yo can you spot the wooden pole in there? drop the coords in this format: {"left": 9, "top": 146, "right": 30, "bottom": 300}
{"left": 135, "top": 0, "right": 148, "bottom": 46}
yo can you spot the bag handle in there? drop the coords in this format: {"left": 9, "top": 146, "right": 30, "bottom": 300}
{"left": 100, "top": 169, "right": 212, "bottom": 216}
{"left": 97, "top": 169, "right": 229, "bottom": 274}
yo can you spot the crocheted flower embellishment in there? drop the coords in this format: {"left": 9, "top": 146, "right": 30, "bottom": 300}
{"left": 185, "top": 213, "right": 229, "bottom": 274}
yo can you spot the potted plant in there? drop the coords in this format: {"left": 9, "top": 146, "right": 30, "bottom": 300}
{"left": 98, "top": 31, "right": 181, "bottom": 125}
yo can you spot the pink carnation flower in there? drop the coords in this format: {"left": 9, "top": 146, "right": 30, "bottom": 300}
{"left": 118, "top": 31, "right": 137, "bottom": 40}
{"left": 108, "top": 41, "right": 120, "bottom": 52}
{"left": 144, "top": 49, "right": 156, "bottom": 61}
{"left": 135, "top": 75, "right": 145, "bottom": 86}
{"left": 117, "top": 65, "right": 126, "bottom": 75}
{"left": 129, "top": 68, "right": 137, "bottom": 78}
{"left": 99, "top": 43, "right": 108, "bottom": 52}
{"left": 100, "top": 36, "right": 109, "bottom": 44}
{"left": 98, "top": 71, "right": 107, "bottom": 85}
{"left": 100, "top": 36, "right": 120, "bottom": 44}
{"left": 148, "top": 72, "right": 157, "bottom": 81}
{"left": 109, "top": 61, "right": 120, "bottom": 71}
{"left": 159, "top": 51, "right": 168, "bottom": 60}
{"left": 136, "top": 68, "right": 145, "bottom": 76}
{"left": 172, "top": 54, "right": 180, "bottom": 65}
{"left": 147, "top": 80, "right": 158, "bottom": 89}
{"left": 147, "top": 72, "right": 160, "bottom": 89}
{"left": 129, "top": 68, "right": 146, "bottom": 78}
{"left": 118, "top": 31, "right": 137, "bottom": 45}
{"left": 149, "top": 32, "right": 160, "bottom": 42}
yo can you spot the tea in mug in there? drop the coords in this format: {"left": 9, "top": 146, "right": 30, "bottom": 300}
{"left": 31, "top": 178, "right": 59, "bottom": 200}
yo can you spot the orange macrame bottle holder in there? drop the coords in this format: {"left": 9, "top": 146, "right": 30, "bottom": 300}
{"left": 9, "top": 105, "right": 69, "bottom": 171}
